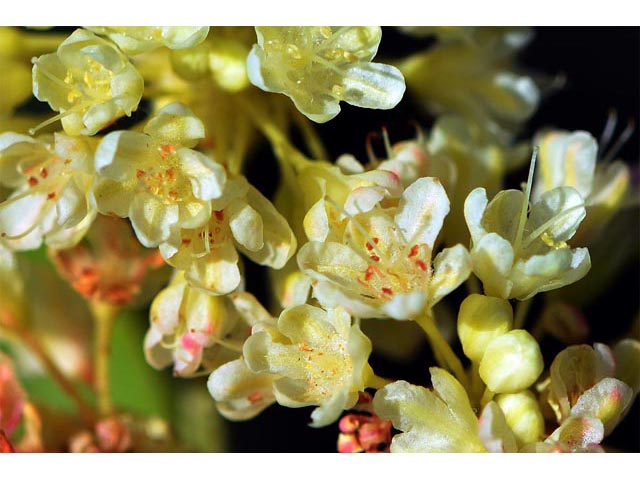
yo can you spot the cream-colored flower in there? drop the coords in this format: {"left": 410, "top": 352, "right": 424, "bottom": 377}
{"left": 464, "top": 156, "right": 591, "bottom": 299}
{"left": 159, "top": 173, "right": 296, "bottom": 295}
{"left": 32, "top": 28, "right": 143, "bottom": 136}
{"left": 299, "top": 177, "right": 471, "bottom": 320}
{"left": 94, "top": 102, "right": 226, "bottom": 248}
{"left": 247, "top": 27, "right": 405, "bottom": 123}
{"left": 399, "top": 28, "right": 539, "bottom": 142}
{"left": 546, "top": 343, "right": 634, "bottom": 435}
{"left": 144, "top": 272, "right": 270, "bottom": 378}
{"left": 532, "top": 129, "right": 631, "bottom": 244}
{"left": 86, "top": 27, "right": 209, "bottom": 55}
{"left": 0, "top": 132, "right": 97, "bottom": 250}
{"left": 243, "top": 304, "right": 373, "bottom": 427}
{"left": 373, "top": 368, "right": 487, "bottom": 452}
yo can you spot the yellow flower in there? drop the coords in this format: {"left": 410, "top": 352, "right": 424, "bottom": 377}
{"left": 533, "top": 129, "right": 631, "bottom": 244}
{"left": 94, "top": 102, "right": 226, "bottom": 248}
{"left": 86, "top": 27, "right": 209, "bottom": 55}
{"left": 247, "top": 27, "right": 405, "bottom": 123}
{"left": 373, "top": 368, "right": 487, "bottom": 452}
{"left": 0, "top": 132, "right": 97, "bottom": 250}
{"left": 464, "top": 154, "right": 591, "bottom": 300}
{"left": 399, "top": 28, "right": 539, "bottom": 142}
{"left": 243, "top": 304, "right": 373, "bottom": 427}
{"left": 144, "top": 272, "right": 269, "bottom": 378}
{"left": 32, "top": 29, "right": 143, "bottom": 136}
{"left": 159, "top": 173, "right": 296, "bottom": 295}
{"left": 298, "top": 177, "right": 471, "bottom": 320}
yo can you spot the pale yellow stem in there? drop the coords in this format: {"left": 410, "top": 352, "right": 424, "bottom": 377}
{"left": 90, "top": 301, "right": 120, "bottom": 417}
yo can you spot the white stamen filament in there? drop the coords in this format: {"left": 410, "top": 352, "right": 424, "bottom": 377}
{"left": 513, "top": 147, "right": 538, "bottom": 255}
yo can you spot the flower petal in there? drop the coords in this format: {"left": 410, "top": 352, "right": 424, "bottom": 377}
{"left": 143, "top": 102, "right": 205, "bottom": 149}
{"left": 429, "top": 244, "right": 471, "bottom": 307}
{"left": 394, "top": 177, "right": 449, "bottom": 248}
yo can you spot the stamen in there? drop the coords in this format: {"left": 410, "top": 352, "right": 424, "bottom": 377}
{"left": 366, "top": 131, "right": 379, "bottom": 166}
{"left": 521, "top": 204, "right": 586, "bottom": 249}
{"left": 324, "top": 195, "right": 386, "bottom": 262}
{"left": 513, "top": 147, "right": 538, "bottom": 255}
{"left": 381, "top": 127, "right": 392, "bottom": 158}
{"left": 29, "top": 108, "right": 78, "bottom": 136}
{"left": 599, "top": 108, "right": 618, "bottom": 154}
{"left": 601, "top": 118, "right": 635, "bottom": 165}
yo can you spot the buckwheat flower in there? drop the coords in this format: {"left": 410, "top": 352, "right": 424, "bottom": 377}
{"left": 547, "top": 343, "right": 634, "bottom": 435}
{"left": 243, "top": 304, "right": 373, "bottom": 427}
{"left": 399, "top": 28, "right": 540, "bottom": 142}
{"left": 373, "top": 368, "right": 486, "bottom": 452}
{"left": 298, "top": 177, "right": 471, "bottom": 320}
{"left": 48, "top": 215, "right": 165, "bottom": 307}
{"left": 0, "top": 353, "right": 26, "bottom": 437}
{"left": 464, "top": 153, "right": 591, "bottom": 300}
{"left": 31, "top": 28, "right": 144, "bottom": 136}
{"left": 301, "top": 163, "right": 402, "bottom": 243}
{"left": 86, "top": 27, "right": 209, "bottom": 56}
{"left": 94, "top": 102, "right": 226, "bottom": 248}
{"left": 159, "top": 173, "right": 296, "bottom": 295}
{"left": 0, "top": 132, "right": 97, "bottom": 251}
{"left": 144, "top": 273, "right": 266, "bottom": 377}
{"left": 247, "top": 27, "right": 405, "bottom": 123}
{"left": 532, "top": 129, "right": 631, "bottom": 244}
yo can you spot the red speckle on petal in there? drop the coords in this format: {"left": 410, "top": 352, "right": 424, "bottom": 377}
{"left": 365, "top": 266, "right": 375, "bottom": 281}
{"left": 47, "top": 192, "right": 56, "bottom": 200}
{"left": 415, "top": 260, "right": 427, "bottom": 271}
{"left": 136, "top": 169, "right": 145, "bottom": 179}
{"left": 247, "top": 392, "right": 264, "bottom": 404}
{"left": 28, "top": 177, "right": 38, "bottom": 186}
{"left": 40, "top": 168, "right": 48, "bottom": 179}
{"left": 370, "top": 255, "right": 380, "bottom": 262}
{"left": 382, "top": 287, "right": 393, "bottom": 295}
{"left": 214, "top": 210, "right": 224, "bottom": 222}
{"left": 408, "top": 245, "right": 419, "bottom": 258}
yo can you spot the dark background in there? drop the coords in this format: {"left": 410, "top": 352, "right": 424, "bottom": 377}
{"left": 236, "top": 27, "right": 640, "bottom": 453}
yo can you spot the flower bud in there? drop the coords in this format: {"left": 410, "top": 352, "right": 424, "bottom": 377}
{"left": 457, "top": 294, "right": 513, "bottom": 363}
{"left": 495, "top": 391, "right": 545, "bottom": 446}
{"left": 479, "top": 330, "right": 543, "bottom": 393}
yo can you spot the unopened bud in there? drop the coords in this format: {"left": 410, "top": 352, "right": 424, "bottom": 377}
{"left": 495, "top": 391, "right": 545, "bottom": 446}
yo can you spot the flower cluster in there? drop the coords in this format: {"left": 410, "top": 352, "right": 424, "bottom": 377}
{"left": 0, "top": 26, "right": 637, "bottom": 454}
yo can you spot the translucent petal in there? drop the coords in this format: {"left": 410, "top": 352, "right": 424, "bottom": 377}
{"left": 464, "top": 187, "right": 489, "bottom": 244}
{"left": 533, "top": 130, "right": 598, "bottom": 201}
{"left": 183, "top": 241, "right": 241, "bottom": 295}
{"left": 143, "top": 102, "right": 205, "bottom": 148}
{"left": 548, "top": 416, "right": 604, "bottom": 451}
{"left": 614, "top": 339, "right": 640, "bottom": 395}
{"left": 526, "top": 186, "right": 586, "bottom": 245}
{"left": 340, "top": 62, "right": 405, "bottom": 110}
{"left": 310, "top": 389, "right": 349, "bottom": 428}
{"left": 128, "top": 192, "right": 179, "bottom": 247}
{"left": 207, "top": 358, "right": 276, "bottom": 421}
{"left": 239, "top": 185, "right": 296, "bottom": 269}
{"left": 478, "top": 401, "right": 518, "bottom": 453}
{"left": 227, "top": 199, "right": 264, "bottom": 252}
{"left": 429, "top": 244, "right": 471, "bottom": 307}
{"left": 570, "top": 378, "right": 633, "bottom": 435}
{"left": 178, "top": 148, "right": 226, "bottom": 201}
{"left": 482, "top": 189, "right": 524, "bottom": 244}
{"left": 394, "top": 177, "right": 449, "bottom": 248}
{"left": 95, "top": 131, "right": 150, "bottom": 181}
{"left": 471, "top": 232, "right": 514, "bottom": 299}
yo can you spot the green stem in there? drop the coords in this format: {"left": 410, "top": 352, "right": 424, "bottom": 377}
{"left": 415, "top": 311, "right": 467, "bottom": 387}
{"left": 90, "top": 301, "right": 120, "bottom": 417}
{"left": 513, "top": 298, "right": 532, "bottom": 330}
{"left": 17, "top": 327, "right": 95, "bottom": 427}
{"left": 291, "top": 108, "right": 329, "bottom": 162}
{"left": 480, "top": 387, "right": 495, "bottom": 408}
